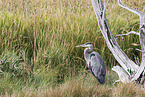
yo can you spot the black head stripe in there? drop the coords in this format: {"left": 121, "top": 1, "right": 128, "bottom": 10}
{"left": 85, "top": 42, "right": 92, "bottom": 45}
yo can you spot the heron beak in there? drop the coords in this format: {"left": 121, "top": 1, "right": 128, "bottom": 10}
{"left": 75, "top": 44, "right": 85, "bottom": 47}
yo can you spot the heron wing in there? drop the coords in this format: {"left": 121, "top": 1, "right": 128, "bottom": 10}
{"left": 89, "top": 52, "right": 106, "bottom": 84}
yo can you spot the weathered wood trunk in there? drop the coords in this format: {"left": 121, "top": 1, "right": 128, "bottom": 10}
{"left": 138, "top": 24, "right": 145, "bottom": 85}
{"left": 91, "top": 0, "right": 145, "bottom": 84}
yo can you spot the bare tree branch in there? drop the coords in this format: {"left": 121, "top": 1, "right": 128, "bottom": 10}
{"left": 135, "top": 48, "right": 145, "bottom": 53}
{"left": 116, "top": 31, "right": 139, "bottom": 37}
{"left": 112, "top": 66, "right": 130, "bottom": 83}
{"left": 118, "top": 0, "right": 145, "bottom": 82}
{"left": 90, "top": 0, "right": 145, "bottom": 84}
{"left": 91, "top": 0, "right": 139, "bottom": 75}
{"left": 134, "top": 56, "right": 140, "bottom": 65}
{"left": 132, "top": 25, "right": 145, "bottom": 82}
{"left": 113, "top": 80, "right": 120, "bottom": 85}
{"left": 118, "top": 0, "right": 142, "bottom": 16}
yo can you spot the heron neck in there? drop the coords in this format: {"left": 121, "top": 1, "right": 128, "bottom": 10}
{"left": 84, "top": 47, "right": 93, "bottom": 63}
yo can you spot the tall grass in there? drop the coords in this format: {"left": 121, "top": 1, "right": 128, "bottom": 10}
{"left": 0, "top": 0, "right": 145, "bottom": 96}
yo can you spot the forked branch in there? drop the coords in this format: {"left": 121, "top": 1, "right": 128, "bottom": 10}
{"left": 118, "top": 0, "right": 142, "bottom": 16}
{"left": 91, "top": 0, "right": 145, "bottom": 84}
{"left": 91, "top": 0, "right": 140, "bottom": 83}
{"left": 117, "top": 0, "right": 145, "bottom": 82}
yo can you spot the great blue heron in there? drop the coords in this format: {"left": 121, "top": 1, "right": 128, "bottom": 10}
{"left": 75, "top": 42, "right": 106, "bottom": 84}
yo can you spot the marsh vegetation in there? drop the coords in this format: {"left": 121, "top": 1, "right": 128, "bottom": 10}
{"left": 0, "top": 0, "right": 144, "bottom": 96}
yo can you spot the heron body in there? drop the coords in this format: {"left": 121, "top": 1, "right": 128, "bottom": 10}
{"left": 76, "top": 42, "right": 106, "bottom": 84}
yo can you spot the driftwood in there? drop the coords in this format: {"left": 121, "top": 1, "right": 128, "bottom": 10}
{"left": 91, "top": 0, "right": 145, "bottom": 84}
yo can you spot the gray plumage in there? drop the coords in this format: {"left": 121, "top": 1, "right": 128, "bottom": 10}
{"left": 76, "top": 42, "right": 106, "bottom": 84}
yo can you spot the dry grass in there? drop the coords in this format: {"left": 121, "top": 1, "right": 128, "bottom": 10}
{"left": 2, "top": 81, "right": 144, "bottom": 97}
{"left": 0, "top": 0, "right": 145, "bottom": 97}
{"left": 41, "top": 79, "right": 112, "bottom": 97}
{"left": 113, "top": 83, "right": 145, "bottom": 97}
{"left": 41, "top": 82, "right": 145, "bottom": 97}
{"left": 1, "top": 72, "right": 145, "bottom": 97}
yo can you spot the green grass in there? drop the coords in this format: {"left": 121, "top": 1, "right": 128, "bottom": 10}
{"left": 0, "top": 0, "right": 145, "bottom": 96}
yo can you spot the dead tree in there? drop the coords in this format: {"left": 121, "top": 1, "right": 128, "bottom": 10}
{"left": 91, "top": 0, "right": 145, "bottom": 85}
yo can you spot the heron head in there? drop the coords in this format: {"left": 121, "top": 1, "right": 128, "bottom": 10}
{"left": 75, "top": 42, "right": 93, "bottom": 48}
